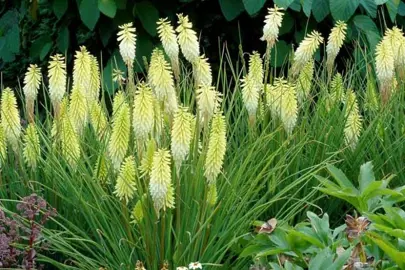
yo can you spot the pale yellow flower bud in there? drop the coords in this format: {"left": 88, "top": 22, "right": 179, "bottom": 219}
{"left": 241, "top": 74, "right": 260, "bottom": 118}
{"left": 193, "top": 55, "right": 212, "bottom": 87}
{"left": 68, "top": 86, "right": 88, "bottom": 135}
{"left": 89, "top": 102, "right": 108, "bottom": 141}
{"left": 296, "top": 60, "right": 314, "bottom": 104}
{"left": 148, "top": 49, "right": 176, "bottom": 102}
{"left": 196, "top": 85, "right": 222, "bottom": 124}
{"left": 1, "top": 88, "right": 21, "bottom": 151}
{"left": 114, "top": 155, "right": 137, "bottom": 203}
{"left": 157, "top": 18, "right": 180, "bottom": 79}
{"left": 23, "top": 123, "right": 40, "bottom": 169}
{"left": 117, "top": 22, "right": 136, "bottom": 67}
{"left": 139, "top": 138, "right": 157, "bottom": 178}
{"left": 375, "top": 39, "right": 394, "bottom": 103}
{"left": 207, "top": 184, "right": 218, "bottom": 206}
{"left": 171, "top": 107, "right": 193, "bottom": 169}
{"left": 60, "top": 112, "right": 81, "bottom": 169}
{"left": 204, "top": 112, "right": 226, "bottom": 184}
{"left": 261, "top": 5, "right": 284, "bottom": 49}
{"left": 291, "top": 31, "right": 323, "bottom": 77}
{"left": 48, "top": 54, "right": 67, "bottom": 111}
{"left": 23, "top": 64, "right": 41, "bottom": 102}
{"left": 326, "top": 21, "right": 347, "bottom": 74}
{"left": 73, "top": 46, "right": 92, "bottom": 99}
{"left": 176, "top": 14, "right": 199, "bottom": 63}
{"left": 133, "top": 83, "right": 155, "bottom": 140}
{"left": 89, "top": 55, "right": 100, "bottom": 102}
{"left": 0, "top": 126, "right": 6, "bottom": 168}
{"left": 344, "top": 90, "right": 362, "bottom": 151}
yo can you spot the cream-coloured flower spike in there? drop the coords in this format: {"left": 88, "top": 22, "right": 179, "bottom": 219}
{"left": 157, "top": 18, "right": 180, "bottom": 79}
{"left": 291, "top": 30, "right": 323, "bottom": 77}
{"left": 48, "top": 54, "right": 67, "bottom": 110}
{"left": 176, "top": 14, "right": 200, "bottom": 63}
{"left": 1, "top": 88, "right": 21, "bottom": 151}
{"left": 204, "top": 112, "right": 226, "bottom": 184}
{"left": 60, "top": 112, "right": 80, "bottom": 169}
{"left": 0, "top": 126, "right": 6, "bottom": 168}
{"left": 344, "top": 89, "right": 362, "bottom": 151}
{"left": 23, "top": 123, "right": 40, "bottom": 169}
{"left": 114, "top": 155, "right": 137, "bottom": 203}
{"left": 196, "top": 85, "right": 222, "bottom": 124}
{"left": 133, "top": 83, "right": 155, "bottom": 140}
{"left": 171, "top": 107, "right": 193, "bottom": 169}
{"left": 326, "top": 21, "right": 347, "bottom": 74}
{"left": 193, "top": 55, "right": 212, "bottom": 87}
{"left": 249, "top": 52, "right": 264, "bottom": 88}
{"left": 139, "top": 138, "right": 156, "bottom": 177}
{"left": 89, "top": 102, "right": 108, "bottom": 141}
{"left": 164, "top": 88, "right": 179, "bottom": 116}
{"left": 150, "top": 148, "right": 174, "bottom": 213}
{"left": 89, "top": 56, "right": 100, "bottom": 101}
{"left": 117, "top": 22, "right": 136, "bottom": 67}
{"left": 261, "top": 5, "right": 284, "bottom": 48}
{"left": 241, "top": 74, "right": 260, "bottom": 120}
{"left": 73, "top": 46, "right": 92, "bottom": 97}
{"left": 94, "top": 153, "right": 109, "bottom": 184}
{"left": 375, "top": 39, "right": 394, "bottom": 103}
{"left": 23, "top": 64, "right": 41, "bottom": 103}
{"left": 278, "top": 81, "right": 298, "bottom": 135}
{"left": 108, "top": 91, "right": 130, "bottom": 170}
{"left": 68, "top": 86, "right": 88, "bottom": 135}
{"left": 296, "top": 60, "right": 314, "bottom": 104}
{"left": 148, "top": 48, "right": 175, "bottom": 102}
{"left": 131, "top": 198, "right": 144, "bottom": 224}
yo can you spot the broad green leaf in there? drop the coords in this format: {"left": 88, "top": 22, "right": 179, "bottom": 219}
{"left": 53, "top": 0, "right": 68, "bottom": 19}
{"left": 219, "top": 0, "right": 244, "bottom": 21}
{"left": 386, "top": 0, "right": 400, "bottom": 22}
{"left": 285, "top": 261, "right": 304, "bottom": 270}
{"left": 359, "top": 161, "right": 375, "bottom": 193}
{"left": 257, "top": 248, "right": 289, "bottom": 257}
{"left": 308, "top": 248, "right": 334, "bottom": 270}
{"left": 327, "top": 247, "right": 353, "bottom": 270}
{"left": 134, "top": 33, "right": 154, "bottom": 72}
{"left": 0, "top": 10, "right": 20, "bottom": 62}
{"left": 312, "top": 0, "right": 330, "bottom": 22}
{"left": 302, "top": 0, "right": 313, "bottom": 16}
{"left": 374, "top": 224, "right": 405, "bottom": 239}
{"left": 275, "top": 0, "right": 295, "bottom": 8}
{"left": 30, "top": 35, "right": 52, "bottom": 59}
{"left": 271, "top": 40, "right": 291, "bottom": 67}
{"left": 289, "top": 0, "right": 301, "bottom": 11}
{"left": 307, "top": 212, "right": 331, "bottom": 245}
{"left": 98, "top": 0, "right": 117, "bottom": 18}
{"left": 242, "top": 0, "right": 266, "bottom": 15}
{"left": 367, "top": 232, "right": 405, "bottom": 269}
{"left": 116, "top": 0, "right": 127, "bottom": 9}
{"left": 80, "top": 0, "right": 100, "bottom": 30}
{"left": 399, "top": 1, "right": 405, "bottom": 15}
{"left": 375, "top": 0, "right": 388, "bottom": 4}
{"left": 98, "top": 21, "right": 116, "bottom": 47}
{"left": 40, "top": 42, "right": 53, "bottom": 61}
{"left": 134, "top": 1, "right": 159, "bottom": 36}
{"left": 239, "top": 244, "right": 270, "bottom": 257}
{"left": 279, "top": 12, "right": 294, "bottom": 36}
{"left": 289, "top": 229, "right": 324, "bottom": 248}
{"left": 354, "top": 15, "right": 379, "bottom": 32}
{"left": 327, "top": 164, "right": 357, "bottom": 192}
{"left": 385, "top": 207, "right": 405, "bottom": 229}
{"left": 57, "top": 25, "right": 69, "bottom": 53}
{"left": 332, "top": 224, "right": 347, "bottom": 239}
{"left": 330, "top": 0, "right": 359, "bottom": 21}
{"left": 360, "top": 0, "right": 378, "bottom": 17}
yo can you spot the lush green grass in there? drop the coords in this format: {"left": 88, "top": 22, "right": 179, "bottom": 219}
{"left": 0, "top": 40, "right": 404, "bottom": 270}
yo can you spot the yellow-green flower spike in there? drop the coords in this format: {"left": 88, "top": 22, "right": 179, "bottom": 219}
{"left": 148, "top": 48, "right": 176, "bottom": 102}
{"left": 51, "top": 97, "right": 69, "bottom": 140}
{"left": 376, "top": 37, "right": 395, "bottom": 104}
{"left": 344, "top": 89, "right": 362, "bottom": 151}
{"left": 139, "top": 138, "right": 157, "bottom": 178}
{"left": 114, "top": 155, "right": 137, "bottom": 204}
{"left": 326, "top": 21, "right": 347, "bottom": 75}
{"left": 23, "top": 64, "right": 41, "bottom": 102}
{"left": 73, "top": 46, "right": 92, "bottom": 98}
{"left": 325, "top": 73, "right": 344, "bottom": 112}
{"left": 133, "top": 83, "right": 155, "bottom": 140}
{"left": 117, "top": 22, "right": 136, "bottom": 67}
{"left": 204, "top": 112, "right": 226, "bottom": 184}
{"left": 108, "top": 91, "right": 131, "bottom": 170}
{"left": 248, "top": 51, "right": 264, "bottom": 89}
{"left": 0, "top": 126, "right": 7, "bottom": 168}
{"left": 296, "top": 60, "right": 314, "bottom": 105}
{"left": 48, "top": 54, "right": 67, "bottom": 113}
{"left": 265, "top": 83, "right": 281, "bottom": 119}
{"left": 150, "top": 148, "right": 174, "bottom": 213}
{"left": 196, "top": 85, "right": 222, "bottom": 125}
{"left": 131, "top": 198, "right": 144, "bottom": 224}
{"left": 176, "top": 14, "right": 199, "bottom": 64}
{"left": 278, "top": 81, "right": 298, "bottom": 135}
{"left": 89, "top": 55, "right": 100, "bottom": 102}
{"left": 23, "top": 123, "right": 40, "bottom": 169}
{"left": 68, "top": 86, "right": 88, "bottom": 135}
{"left": 60, "top": 114, "right": 81, "bottom": 169}
{"left": 171, "top": 107, "right": 193, "bottom": 169}
{"left": 164, "top": 87, "right": 179, "bottom": 117}
{"left": 261, "top": 5, "right": 284, "bottom": 49}
{"left": 291, "top": 30, "right": 323, "bottom": 77}
{"left": 207, "top": 184, "right": 218, "bottom": 206}
{"left": 89, "top": 102, "right": 108, "bottom": 141}
{"left": 241, "top": 74, "right": 260, "bottom": 120}
{"left": 193, "top": 55, "right": 212, "bottom": 87}
{"left": 157, "top": 18, "right": 180, "bottom": 80}
{"left": 94, "top": 152, "right": 109, "bottom": 184}
{"left": 1, "top": 88, "right": 22, "bottom": 152}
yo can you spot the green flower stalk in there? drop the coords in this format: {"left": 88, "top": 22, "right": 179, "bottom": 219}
{"left": 23, "top": 123, "right": 40, "bottom": 169}
{"left": 171, "top": 107, "right": 193, "bottom": 170}
{"left": 133, "top": 83, "right": 155, "bottom": 141}
{"left": 204, "top": 112, "right": 226, "bottom": 184}
{"left": 68, "top": 86, "right": 88, "bottom": 135}
{"left": 150, "top": 149, "right": 174, "bottom": 214}
{"left": 207, "top": 184, "right": 218, "bottom": 206}
{"left": 157, "top": 18, "right": 180, "bottom": 81}
{"left": 290, "top": 30, "right": 323, "bottom": 78}
{"left": 1, "top": 88, "right": 22, "bottom": 152}
{"left": 193, "top": 55, "right": 212, "bottom": 87}
{"left": 114, "top": 155, "right": 137, "bottom": 203}
{"left": 23, "top": 64, "right": 41, "bottom": 123}
{"left": 48, "top": 54, "right": 67, "bottom": 116}
{"left": 117, "top": 22, "right": 136, "bottom": 67}
{"left": 131, "top": 198, "right": 145, "bottom": 224}
{"left": 296, "top": 60, "right": 314, "bottom": 105}
{"left": 176, "top": 14, "right": 199, "bottom": 64}
{"left": 326, "top": 21, "right": 347, "bottom": 76}
{"left": 344, "top": 89, "right": 362, "bottom": 151}
{"left": 108, "top": 91, "right": 131, "bottom": 170}
{"left": 89, "top": 102, "right": 108, "bottom": 141}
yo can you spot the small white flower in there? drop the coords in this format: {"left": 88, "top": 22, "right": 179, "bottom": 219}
{"left": 177, "top": 267, "right": 189, "bottom": 270}
{"left": 188, "top": 262, "right": 202, "bottom": 269}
